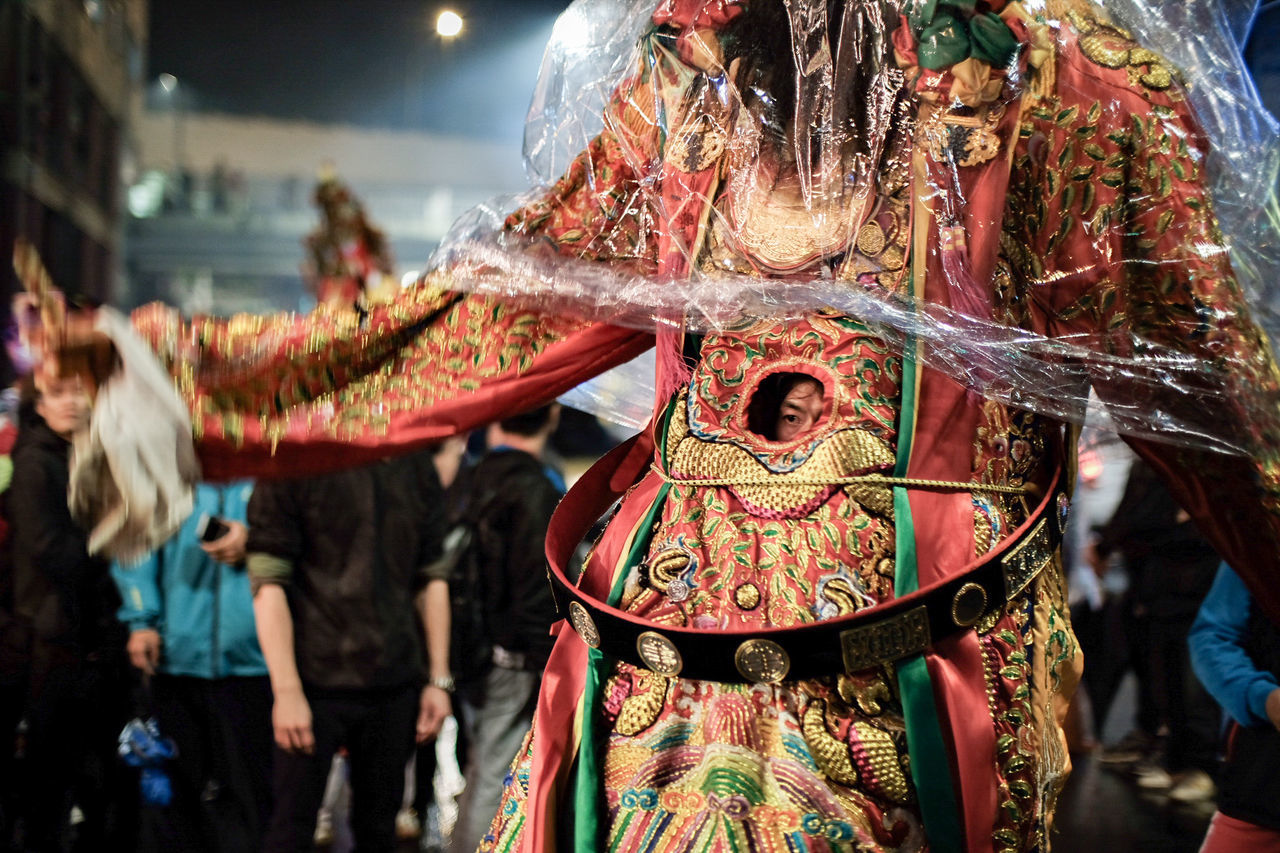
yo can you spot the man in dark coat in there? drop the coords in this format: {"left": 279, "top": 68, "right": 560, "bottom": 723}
{"left": 9, "top": 371, "right": 133, "bottom": 851}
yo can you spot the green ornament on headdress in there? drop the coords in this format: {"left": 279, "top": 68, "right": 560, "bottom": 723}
{"left": 908, "top": 0, "right": 1020, "bottom": 72}
{"left": 970, "top": 12, "right": 1020, "bottom": 67}
{"left": 918, "top": 11, "right": 971, "bottom": 70}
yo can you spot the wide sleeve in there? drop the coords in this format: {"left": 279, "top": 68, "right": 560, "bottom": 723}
{"left": 130, "top": 281, "right": 653, "bottom": 481}
{"left": 1028, "top": 33, "right": 1280, "bottom": 622}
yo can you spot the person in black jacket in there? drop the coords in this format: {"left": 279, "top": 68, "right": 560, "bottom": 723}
{"left": 450, "top": 404, "right": 566, "bottom": 853}
{"left": 246, "top": 450, "right": 452, "bottom": 853}
{"left": 9, "top": 371, "right": 134, "bottom": 852}
{"left": 1091, "top": 458, "right": 1222, "bottom": 801}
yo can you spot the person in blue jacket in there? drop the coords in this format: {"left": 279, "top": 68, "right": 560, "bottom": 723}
{"left": 1188, "top": 562, "right": 1280, "bottom": 852}
{"left": 111, "top": 480, "right": 273, "bottom": 853}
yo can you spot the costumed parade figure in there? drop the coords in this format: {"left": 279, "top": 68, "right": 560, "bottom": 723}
{"left": 302, "top": 174, "right": 395, "bottom": 309}
{"left": 16, "top": 1, "right": 1280, "bottom": 851}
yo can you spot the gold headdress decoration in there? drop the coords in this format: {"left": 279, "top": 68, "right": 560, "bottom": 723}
{"left": 12, "top": 237, "right": 67, "bottom": 376}
{"left": 12, "top": 236, "right": 63, "bottom": 330}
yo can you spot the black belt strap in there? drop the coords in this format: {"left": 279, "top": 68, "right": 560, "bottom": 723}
{"left": 546, "top": 434, "right": 1067, "bottom": 684}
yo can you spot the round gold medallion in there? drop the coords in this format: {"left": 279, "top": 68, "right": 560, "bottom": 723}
{"left": 636, "top": 631, "right": 683, "bottom": 676}
{"left": 568, "top": 601, "right": 601, "bottom": 649}
{"left": 734, "top": 638, "right": 791, "bottom": 684}
{"left": 951, "top": 582, "right": 989, "bottom": 628}
{"left": 856, "top": 222, "right": 887, "bottom": 257}
{"left": 733, "top": 582, "right": 761, "bottom": 611}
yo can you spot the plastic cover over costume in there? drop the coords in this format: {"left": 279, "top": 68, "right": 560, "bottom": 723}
{"left": 436, "top": 0, "right": 1280, "bottom": 455}
{"left": 25, "top": 4, "right": 1280, "bottom": 850}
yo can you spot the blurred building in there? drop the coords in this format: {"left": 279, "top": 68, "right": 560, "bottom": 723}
{"left": 0, "top": 0, "right": 146, "bottom": 348}
{"left": 123, "top": 108, "right": 526, "bottom": 316}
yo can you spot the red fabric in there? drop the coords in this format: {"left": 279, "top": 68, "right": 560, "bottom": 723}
{"left": 901, "top": 91, "right": 1027, "bottom": 853}
{"left": 1200, "top": 811, "right": 1280, "bottom": 853}
{"left": 1021, "top": 28, "right": 1280, "bottom": 629}
{"left": 173, "top": 306, "right": 653, "bottom": 481}
{"left": 525, "top": 432, "right": 659, "bottom": 853}
{"left": 650, "top": 0, "right": 743, "bottom": 29}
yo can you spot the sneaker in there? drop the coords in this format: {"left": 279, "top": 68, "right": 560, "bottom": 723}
{"left": 1168, "top": 770, "right": 1216, "bottom": 803}
{"left": 1134, "top": 762, "right": 1175, "bottom": 790}
{"left": 1099, "top": 730, "right": 1157, "bottom": 766}
{"left": 314, "top": 809, "right": 335, "bottom": 847}
{"left": 395, "top": 807, "right": 422, "bottom": 840}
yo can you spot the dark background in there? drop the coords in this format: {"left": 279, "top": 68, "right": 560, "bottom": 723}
{"left": 148, "top": 0, "right": 1279, "bottom": 141}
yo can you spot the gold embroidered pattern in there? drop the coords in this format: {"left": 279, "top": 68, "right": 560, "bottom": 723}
{"left": 801, "top": 700, "right": 860, "bottom": 787}
{"left": 801, "top": 699, "right": 911, "bottom": 804}
{"left": 665, "top": 393, "right": 898, "bottom": 516}
{"left": 613, "top": 671, "right": 669, "bottom": 736}
{"left": 856, "top": 222, "right": 887, "bottom": 257}
{"left": 666, "top": 112, "right": 729, "bottom": 174}
{"left": 1068, "top": 9, "right": 1176, "bottom": 91}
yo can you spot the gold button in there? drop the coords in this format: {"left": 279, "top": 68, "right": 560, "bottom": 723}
{"left": 568, "top": 601, "right": 601, "bottom": 649}
{"left": 735, "top": 638, "right": 791, "bottom": 683}
{"left": 733, "top": 582, "right": 761, "bottom": 610}
{"left": 636, "top": 631, "right": 683, "bottom": 676}
{"left": 951, "top": 582, "right": 988, "bottom": 628}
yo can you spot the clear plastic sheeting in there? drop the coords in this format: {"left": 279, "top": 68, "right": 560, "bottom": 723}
{"left": 523, "top": 0, "right": 658, "bottom": 185}
{"left": 431, "top": 0, "right": 1280, "bottom": 456}
{"left": 1109, "top": 0, "right": 1280, "bottom": 339}
{"left": 557, "top": 348, "right": 656, "bottom": 431}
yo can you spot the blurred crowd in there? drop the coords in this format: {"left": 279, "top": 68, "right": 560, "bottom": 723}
{"left": 0, "top": 358, "right": 576, "bottom": 853}
{"left": 1065, "top": 432, "right": 1280, "bottom": 850}
{"left": 6, "top": 357, "right": 1280, "bottom": 853}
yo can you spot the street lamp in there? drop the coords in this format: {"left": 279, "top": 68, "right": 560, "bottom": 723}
{"left": 156, "top": 73, "right": 189, "bottom": 210}
{"left": 436, "top": 9, "right": 463, "bottom": 38}
{"left": 157, "top": 74, "right": 185, "bottom": 172}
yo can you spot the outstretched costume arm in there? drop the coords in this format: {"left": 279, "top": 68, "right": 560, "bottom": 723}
{"left": 1023, "top": 19, "right": 1280, "bottom": 622}
{"left": 130, "top": 281, "right": 653, "bottom": 480}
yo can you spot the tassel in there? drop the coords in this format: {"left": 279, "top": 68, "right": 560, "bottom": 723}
{"left": 654, "top": 326, "right": 694, "bottom": 406}
{"left": 940, "top": 224, "right": 1000, "bottom": 405}
{"left": 940, "top": 224, "right": 992, "bottom": 323}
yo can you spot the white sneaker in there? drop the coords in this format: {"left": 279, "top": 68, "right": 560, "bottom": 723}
{"left": 1168, "top": 770, "right": 1216, "bottom": 803}
{"left": 314, "top": 809, "right": 335, "bottom": 847}
{"left": 1134, "top": 763, "right": 1174, "bottom": 790}
{"left": 395, "top": 807, "right": 422, "bottom": 840}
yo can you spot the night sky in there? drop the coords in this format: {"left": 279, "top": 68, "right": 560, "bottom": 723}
{"left": 148, "top": 0, "right": 574, "bottom": 142}
{"left": 149, "top": 1, "right": 1280, "bottom": 142}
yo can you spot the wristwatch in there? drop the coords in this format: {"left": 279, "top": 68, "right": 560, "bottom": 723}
{"left": 428, "top": 674, "right": 456, "bottom": 694}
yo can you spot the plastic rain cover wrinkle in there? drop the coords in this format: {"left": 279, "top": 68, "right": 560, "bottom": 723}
{"left": 429, "top": 0, "right": 1280, "bottom": 453}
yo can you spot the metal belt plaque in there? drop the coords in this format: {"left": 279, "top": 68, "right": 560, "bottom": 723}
{"left": 839, "top": 605, "right": 931, "bottom": 673}
{"left": 734, "top": 638, "right": 791, "bottom": 683}
{"left": 636, "top": 631, "right": 684, "bottom": 676}
{"left": 568, "top": 601, "right": 601, "bottom": 649}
